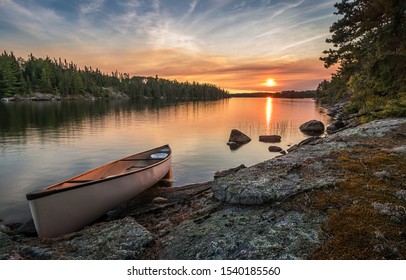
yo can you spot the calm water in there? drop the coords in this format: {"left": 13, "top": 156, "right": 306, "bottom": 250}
{"left": 0, "top": 98, "right": 330, "bottom": 223}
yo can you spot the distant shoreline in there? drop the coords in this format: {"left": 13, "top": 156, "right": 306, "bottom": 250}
{"left": 230, "top": 90, "right": 316, "bottom": 99}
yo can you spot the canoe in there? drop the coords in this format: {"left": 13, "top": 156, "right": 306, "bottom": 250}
{"left": 26, "top": 145, "right": 172, "bottom": 238}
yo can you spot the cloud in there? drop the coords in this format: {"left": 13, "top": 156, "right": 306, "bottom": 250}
{"left": 79, "top": 0, "right": 105, "bottom": 15}
{"left": 0, "top": 0, "right": 62, "bottom": 33}
{"left": 186, "top": 0, "right": 198, "bottom": 16}
{"left": 0, "top": 0, "right": 81, "bottom": 46}
{"left": 267, "top": 0, "right": 306, "bottom": 18}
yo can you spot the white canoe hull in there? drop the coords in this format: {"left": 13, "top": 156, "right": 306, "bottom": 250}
{"left": 27, "top": 145, "right": 172, "bottom": 238}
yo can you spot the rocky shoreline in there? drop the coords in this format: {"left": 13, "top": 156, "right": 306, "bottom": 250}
{"left": 1, "top": 89, "right": 130, "bottom": 102}
{"left": 1, "top": 118, "right": 405, "bottom": 260}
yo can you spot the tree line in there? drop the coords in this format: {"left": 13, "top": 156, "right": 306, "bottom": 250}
{"left": 317, "top": 0, "right": 406, "bottom": 120}
{"left": 0, "top": 51, "right": 230, "bottom": 100}
{"left": 232, "top": 90, "right": 316, "bottom": 98}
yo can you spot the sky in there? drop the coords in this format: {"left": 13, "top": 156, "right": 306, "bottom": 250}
{"left": 0, "top": 0, "right": 339, "bottom": 93}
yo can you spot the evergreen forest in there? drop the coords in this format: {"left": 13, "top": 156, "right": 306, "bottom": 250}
{"left": 0, "top": 52, "right": 229, "bottom": 100}
{"left": 317, "top": 0, "right": 406, "bottom": 120}
{"left": 232, "top": 90, "right": 316, "bottom": 98}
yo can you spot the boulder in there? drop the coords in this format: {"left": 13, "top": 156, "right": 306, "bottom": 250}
{"left": 259, "top": 135, "right": 281, "bottom": 143}
{"left": 227, "top": 129, "right": 251, "bottom": 149}
{"left": 268, "top": 146, "right": 283, "bottom": 153}
{"left": 326, "top": 120, "right": 346, "bottom": 134}
{"left": 228, "top": 129, "right": 251, "bottom": 144}
{"left": 299, "top": 120, "right": 325, "bottom": 135}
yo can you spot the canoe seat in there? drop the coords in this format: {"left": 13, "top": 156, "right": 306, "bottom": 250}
{"left": 121, "top": 153, "right": 168, "bottom": 161}
{"left": 150, "top": 153, "right": 168, "bottom": 159}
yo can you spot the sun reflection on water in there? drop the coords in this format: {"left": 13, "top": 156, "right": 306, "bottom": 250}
{"left": 266, "top": 97, "right": 273, "bottom": 133}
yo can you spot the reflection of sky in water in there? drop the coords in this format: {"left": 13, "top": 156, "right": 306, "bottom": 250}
{"left": 0, "top": 98, "right": 331, "bottom": 223}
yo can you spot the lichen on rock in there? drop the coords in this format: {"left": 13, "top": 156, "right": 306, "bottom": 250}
{"left": 16, "top": 217, "right": 154, "bottom": 260}
{"left": 160, "top": 207, "right": 327, "bottom": 259}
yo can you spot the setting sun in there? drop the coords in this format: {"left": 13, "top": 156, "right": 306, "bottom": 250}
{"left": 266, "top": 78, "right": 277, "bottom": 87}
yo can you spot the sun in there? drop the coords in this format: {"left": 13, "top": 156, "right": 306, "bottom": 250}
{"left": 265, "top": 78, "right": 276, "bottom": 87}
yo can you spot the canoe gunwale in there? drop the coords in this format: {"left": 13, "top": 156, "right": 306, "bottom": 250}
{"left": 26, "top": 145, "right": 171, "bottom": 201}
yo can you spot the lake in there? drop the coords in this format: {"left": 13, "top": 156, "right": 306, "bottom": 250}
{"left": 0, "top": 97, "right": 331, "bottom": 223}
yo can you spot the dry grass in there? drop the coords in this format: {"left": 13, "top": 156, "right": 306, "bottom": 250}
{"left": 308, "top": 146, "right": 406, "bottom": 259}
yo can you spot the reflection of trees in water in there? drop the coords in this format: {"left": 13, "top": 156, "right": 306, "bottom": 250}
{"left": 0, "top": 99, "right": 228, "bottom": 144}
{"left": 0, "top": 99, "right": 195, "bottom": 133}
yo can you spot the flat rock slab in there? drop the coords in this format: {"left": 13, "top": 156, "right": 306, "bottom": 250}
{"left": 212, "top": 147, "right": 337, "bottom": 205}
{"left": 160, "top": 207, "right": 326, "bottom": 259}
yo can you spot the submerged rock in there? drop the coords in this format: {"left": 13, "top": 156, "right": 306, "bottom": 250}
{"left": 259, "top": 135, "right": 281, "bottom": 143}
{"left": 268, "top": 146, "right": 283, "bottom": 152}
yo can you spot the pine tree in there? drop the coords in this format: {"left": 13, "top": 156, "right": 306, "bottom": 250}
{"left": 319, "top": 0, "right": 406, "bottom": 118}
{"left": 0, "top": 51, "right": 22, "bottom": 97}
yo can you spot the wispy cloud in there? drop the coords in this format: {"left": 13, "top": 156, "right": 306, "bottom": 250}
{"left": 267, "top": 0, "right": 306, "bottom": 19}
{"left": 0, "top": 0, "right": 62, "bottom": 29}
{"left": 0, "top": 0, "right": 71, "bottom": 45}
{"left": 80, "top": 0, "right": 105, "bottom": 16}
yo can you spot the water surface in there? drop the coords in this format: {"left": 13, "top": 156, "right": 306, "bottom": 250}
{"left": 0, "top": 98, "right": 330, "bottom": 223}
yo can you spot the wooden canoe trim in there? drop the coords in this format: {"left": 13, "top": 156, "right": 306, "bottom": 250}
{"left": 66, "top": 180, "right": 93, "bottom": 183}
{"left": 119, "top": 158, "right": 161, "bottom": 161}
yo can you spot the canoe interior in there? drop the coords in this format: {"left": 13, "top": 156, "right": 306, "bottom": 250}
{"left": 52, "top": 159, "right": 163, "bottom": 189}
{"left": 20, "top": 145, "right": 163, "bottom": 194}
{"left": 41, "top": 145, "right": 171, "bottom": 191}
